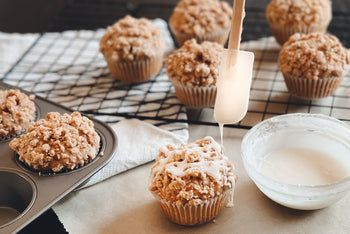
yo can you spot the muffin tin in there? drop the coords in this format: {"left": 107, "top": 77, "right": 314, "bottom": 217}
{"left": 0, "top": 81, "right": 118, "bottom": 233}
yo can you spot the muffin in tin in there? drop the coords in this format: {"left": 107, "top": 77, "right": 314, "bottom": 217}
{"left": 0, "top": 89, "right": 35, "bottom": 140}
{"left": 169, "top": 0, "right": 232, "bottom": 46}
{"left": 9, "top": 111, "right": 100, "bottom": 173}
{"left": 100, "top": 15, "right": 165, "bottom": 83}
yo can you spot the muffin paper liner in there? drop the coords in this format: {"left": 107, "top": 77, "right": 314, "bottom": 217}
{"left": 169, "top": 23, "right": 229, "bottom": 46}
{"left": 106, "top": 53, "right": 163, "bottom": 83}
{"left": 282, "top": 72, "right": 343, "bottom": 99}
{"left": 267, "top": 19, "right": 330, "bottom": 45}
{"left": 170, "top": 78, "right": 217, "bottom": 108}
{"left": 157, "top": 191, "right": 230, "bottom": 226}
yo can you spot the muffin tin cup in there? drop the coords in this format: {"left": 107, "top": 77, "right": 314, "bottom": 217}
{"left": 0, "top": 81, "right": 118, "bottom": 233}
{"left": 156, "top": 190, "right": 229, "bottom": 226}
{"left": 0, "top": 169, "right": 36, "bottom": 229}
{"left": 169, "top": 23, "right": 229, "bottom": 47}
{"left": 282, "top": 72, "right": 343, "bottom": 99}
{"left": 170, "top": 78, "right": 217, "bottom": 108}
{"left": 267, "top": 19, "right": 330, "bottom": 45}
{"left": 105, "top": 52, "right": 164, "bottom": 83}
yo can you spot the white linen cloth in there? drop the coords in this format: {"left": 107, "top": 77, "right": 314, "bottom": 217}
{"left": 80, "top": 118, "right": 187, "bottom": 188}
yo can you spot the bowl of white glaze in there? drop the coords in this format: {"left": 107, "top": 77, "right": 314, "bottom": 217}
{"left": 241, "top": 113, "right": 350, "bottom": 210}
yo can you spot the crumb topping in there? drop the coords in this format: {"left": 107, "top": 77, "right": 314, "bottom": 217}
{"left": 279, "top": 33, "right": 350, "bottom": 80}
{"left": 0, "top": 89, "right": 35, "bottom": 139}
{"left": 100, "top": 15, "right": 165, "bottom": 62}
{"left": 9, "top": 112, "right": 100, "bottom": 173}
{"left": 166, "top": 39, "right": 223, "bottom": 87}
{"left": 266, "top": 0, "right": 332, "bottom": 28}
{"left": 169, "top": 0, "right": 232, "bottom": 36}
{"left": 149, "top": 136, "right": 236, "bottom": 206}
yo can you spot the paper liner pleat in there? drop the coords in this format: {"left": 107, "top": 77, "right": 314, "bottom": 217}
{"left": 106, "top": 54, "right": 163, "bottom": 83}
{"left": 169, "top": 23, "right": 229, "bottom": 46}
{"left": 170, "top": 79, "right": 217, "bottom": 108}
{"left": 282, "top": 72, "right": 343, "bottom": 99}
{"left": 158, "top": 192, "right": 228, "bottom": 226}
{"left": 267, "top": 19, "right": 330, "bottom": 45}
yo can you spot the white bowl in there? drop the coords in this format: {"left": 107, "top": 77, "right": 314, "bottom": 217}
{"left": 241, "top": 113, "right": 350, "bottom": 210}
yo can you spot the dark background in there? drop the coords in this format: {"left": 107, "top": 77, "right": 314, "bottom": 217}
{"left": 1, "top": 0, "right": 349, "bottom": 46}
{"left": 1, "top": 0, "right": 349, "bottom": 233}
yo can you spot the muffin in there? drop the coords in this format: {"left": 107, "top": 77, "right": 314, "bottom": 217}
{"left": 100, "top": 15, "right": 165, "bottom": 83}
{"left": 9, "top": 111, "right": 100, "bottom": 173}
{"left": 266, "top": 0, "right": 332, "bottom": 45}
{"left": 149, "top": 136, "right": 237, "bottom": 226}
{"left": 279, "top": 33, "right": 350, "bottom": 99}
{"left": 0, "top": 89, "right": 35, "bottom": 140}
{"left": 166, "top": 39, "right": 223, "bottom": 108}
{"left": 169, "top": 0, "right": 232, "bottom": 46}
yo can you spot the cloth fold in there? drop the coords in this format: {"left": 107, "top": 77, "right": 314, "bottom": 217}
{"left": 80, "top": 118, "right": 188, "bottom": 188}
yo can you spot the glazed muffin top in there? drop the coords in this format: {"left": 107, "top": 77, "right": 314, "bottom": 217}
{"left": 149, "top": 136, "right": 236, "bottom": 206}
{"left": 0, "top": 89, "right": 35, "bottom": 140}
{"left": 165, "top": 39, "right": 223, "bottom": 87}
{"left": 169, "top": 0, "right": 232, "bottom": 36}
{"left": 266, "top": 0, "right": 332, "bottom": 29}
{"left": 9, "top": 112, "right": 100, "bottom": 173}
{"left": 279, "top": 33, "right": 350, "bottom": 80}
{"left": 99, "top": 15, "right": 165, "bottom": 62}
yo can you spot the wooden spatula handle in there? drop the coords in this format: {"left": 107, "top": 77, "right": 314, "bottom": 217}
{"left": 228, "top": 0, "right": 246, "bottom": 50}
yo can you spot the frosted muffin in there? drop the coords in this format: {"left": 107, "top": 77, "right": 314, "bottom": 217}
{"left": 9, "top": 112, "right": 100, "bottom": 173}
{"left": 266, "top": 0, "right": 332, "bottom": 45}
{"left": 166, "top": 39, "right": 223, "bottom": 108}
{"left": 100, "top": 15, "right": 165, "bottom": 83}
{"left": 279, "top": 33, "right": 349, "bottom": 99}
{"left": 169, "top": 0, "right": 232, "bottom": 46}
{"left": 0, "top": 89, "right": 35, "bottom": 140}
{"left": 149, "top": 136, "right": 237, "bottom": 226}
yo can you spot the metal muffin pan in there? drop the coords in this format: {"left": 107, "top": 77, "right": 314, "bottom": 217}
{"left": 0, "top": 81, "right": 118, "bottom": 233}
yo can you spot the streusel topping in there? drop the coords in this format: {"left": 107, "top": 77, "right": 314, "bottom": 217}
{"left": 169, "top": 0, "right": 232, "bottom": 36}
{"left": 9, "top": 112, "right": 100, "bottom": 173}
{"left": 266, "top": 0, "right": 332, "bottom": 28}
{"left": 149, "top": 136, "right": 236, "bottom": 206}
{"left": 100, "top": 15, "right": 165, "bottom": 62}
{"left": 166, "top": 39, "right": 223, "bottom": 87}
{"left": 0, "top": 89, "right": 35, "bottom": 140}
{"left": 279, "top": 33, "right": 349, "bottom": 80}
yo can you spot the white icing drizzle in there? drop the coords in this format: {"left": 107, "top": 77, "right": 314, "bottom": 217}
{"left": 151, "top": 136, "right": 234, "bottom": 186}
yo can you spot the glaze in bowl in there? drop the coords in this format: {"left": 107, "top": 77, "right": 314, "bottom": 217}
{"left": 241, "top": 113, "right": 350, "bottom": 210}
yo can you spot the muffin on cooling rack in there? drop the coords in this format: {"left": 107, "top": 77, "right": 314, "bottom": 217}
{"left": 100, "top": 15, "right": 165, "bottom": 83}
{"left": 149, "top": 136, "right": 237, "bottom": 226}
{"left": 279, "top": 32, "right": 349, "bottom": 99}
{"left": 169, "top": 0, "right": 232, "bottom": 46}
{"left": 9, "top": 111, "right": 100, "bottom": 173}
{"left": 266, "top": 0, "right": 332, "bottom": 45}
{"left": 166, "top": 39, "right": 223, "bottom": 108}
{"left": 0, "top": 89, "right": 35, "bottom": 140}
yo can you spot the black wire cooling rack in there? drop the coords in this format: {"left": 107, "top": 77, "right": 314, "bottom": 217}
{"left": 1, "top": 0, "right": 350, "bottom": 129}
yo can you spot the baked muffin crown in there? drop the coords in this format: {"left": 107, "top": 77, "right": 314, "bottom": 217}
{"left": 266, "top": 0, "right": 332, "bottom": 29}
{"left": 0, "top": 89, "right": 35, "bottom": 139}
{"left": 279, "top": 33, "right": 349, "bottom": 80}
{"left": 9, "top": 111, "right": 100, "bottom": 173}
{"left": 149, "top": 136, "right": 236, "bottom": 206}
{"left": 100, "top": 15, "right": 165, "bottom": 62}
{"left": 169, "top": 0, "right": 232, "bottom": 36}
{"left": 166, "top": 39, "right": 223, "bottom": 87}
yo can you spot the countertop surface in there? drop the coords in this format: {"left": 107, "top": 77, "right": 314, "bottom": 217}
{"left": 1, "top": 0, "right": 349, "bottom": 233}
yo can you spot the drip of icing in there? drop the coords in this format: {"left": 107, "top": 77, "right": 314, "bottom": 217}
{"left": 151, "top": 137, "right": 234, "bottom": 185}
{"left": 219, "top": 123, "right": 224, "bottom": 145}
